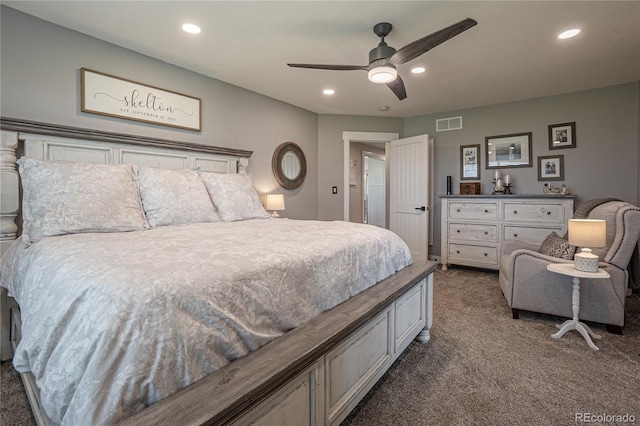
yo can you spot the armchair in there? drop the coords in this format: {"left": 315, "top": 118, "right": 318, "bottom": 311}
{"left": 498, "top": 200, "right": 640, "bottom": 334}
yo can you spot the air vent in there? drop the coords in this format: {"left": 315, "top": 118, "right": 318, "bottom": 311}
{"left": 436, "top": 116, "right": 462, "bottom": 132}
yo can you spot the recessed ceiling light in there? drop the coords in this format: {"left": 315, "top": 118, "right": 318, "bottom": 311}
{"left": 323, "top": 89, "right": 335, "bottom": 95}
{"left": 411, "top": 67, "right": 426, "bottom": 74}
{"left": 558, "top": 29, "right": 580, "bottom": 39}
{"left": 182, "top": 23, "right": 202, "bottom": 34}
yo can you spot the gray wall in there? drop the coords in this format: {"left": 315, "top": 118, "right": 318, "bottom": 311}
{"left": 317, "top": 115, "right": 403, "bottom": 221}
{"left": 0, "top": 6, "right": 319, "bottom": 220}
{"left": 405, "top": 82, "right": 640, "bottom": 257}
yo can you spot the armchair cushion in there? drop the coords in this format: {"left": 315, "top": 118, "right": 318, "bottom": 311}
{"left": 538, "top": 231, "right": 575, "bottom": 260}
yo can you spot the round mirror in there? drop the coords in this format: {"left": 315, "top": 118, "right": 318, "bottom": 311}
{"left": 282, "top": 152, "right": 301, "bottom": 180}
{"left": 272, "top": 142, "right": 306, "bottom": 189}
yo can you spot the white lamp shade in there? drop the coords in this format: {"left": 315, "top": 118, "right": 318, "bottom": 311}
{"left": 569, "top": 219, "right": 606, "bottom": 272}
{"left": 368, "top": 66, "right": 397, "bottom": 83}
{"left": 568, "top": 219, "right": 606, "bottom": 248}
{"left": 265, "top": 194, "right": 285, "bottom": 211}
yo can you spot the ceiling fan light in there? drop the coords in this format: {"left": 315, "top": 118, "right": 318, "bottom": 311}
{"left": 368, "top": 66, "right": 397, "bottom": 84}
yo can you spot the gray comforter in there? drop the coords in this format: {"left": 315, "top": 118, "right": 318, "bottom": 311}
{"left": 0, "top": 219, "right": 411, "bottom": 425}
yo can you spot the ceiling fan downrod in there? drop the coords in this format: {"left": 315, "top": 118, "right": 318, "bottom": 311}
{"left": 369, "top": 22, "right": 397, "bottom": 63}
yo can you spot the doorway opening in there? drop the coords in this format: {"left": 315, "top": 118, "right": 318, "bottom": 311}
{"left": 363, "top": 151, "right": 386, "bottom": 227}
{"left": 342, "top": 131, "right": 399, "bottom": 225}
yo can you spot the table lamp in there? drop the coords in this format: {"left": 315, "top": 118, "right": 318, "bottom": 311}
{"left": 265, "top": 194, "right": 285, "bottom": 218}
{"left": 568, "top": 219, "right": 606, "bottom": 272}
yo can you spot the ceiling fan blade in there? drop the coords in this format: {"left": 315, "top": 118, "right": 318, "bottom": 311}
{"left": 287, "top": 63, "right": 369, "bottom": 71}
{"left": 386, "top": 18, "right": 477, "bottom": 66}
{"left": 386, "top": 75, "right": 407, "bottom": 100}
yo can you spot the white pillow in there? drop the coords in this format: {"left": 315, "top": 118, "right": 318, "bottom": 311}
{"left": 17, "top": 157, "right": 149, "bottom": 243}
{"left": 137, "top": 167, "right": 219, "bottom": 227}
{"left": 200, "top": 172, "right": 270, "bottom": 221}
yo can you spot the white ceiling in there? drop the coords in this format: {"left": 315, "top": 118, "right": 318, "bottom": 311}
{"left": 4, "top": 1, "right": 640, "bottom": 118}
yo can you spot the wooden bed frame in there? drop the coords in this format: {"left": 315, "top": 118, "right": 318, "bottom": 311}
{"left": 0, "top": 117, "right": 436, "bottom": 426}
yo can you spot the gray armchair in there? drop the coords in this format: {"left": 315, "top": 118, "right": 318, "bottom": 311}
{"left": 499, "top": 200, "right": 640, "bottom": 334}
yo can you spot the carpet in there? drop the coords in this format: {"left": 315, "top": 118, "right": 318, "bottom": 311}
{"left": 2, "top": 266, "right": 638, "bottom": 425}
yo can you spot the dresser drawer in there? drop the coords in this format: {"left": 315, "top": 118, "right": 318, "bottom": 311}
{"left": 449, "top": 223, "right": 498, "bottom": 242}
{"left": 502, "top": 202, "right": 565, "bottom": 224}
{"left": 503, "top": 225, "right": 564, "bottom": 245}
{"left": 448, "top": 243, "right": 497, "bottom": 265}
{"left": 448, "top": 202, "right": 498, "bottom": 220}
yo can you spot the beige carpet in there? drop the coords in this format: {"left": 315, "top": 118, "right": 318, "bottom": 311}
{"left": 2, "top": 267, "right": 639, "bottom": 425}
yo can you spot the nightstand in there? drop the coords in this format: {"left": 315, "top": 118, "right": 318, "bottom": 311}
{"left": 546, "top": 263, "right": 610, "bottom": 350}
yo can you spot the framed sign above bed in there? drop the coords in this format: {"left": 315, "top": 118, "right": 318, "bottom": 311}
{"left": 81, "top": 68, "right": 201, "bottom": 131}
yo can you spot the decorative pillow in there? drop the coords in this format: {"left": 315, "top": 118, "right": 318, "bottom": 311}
{"left": 199, "top": 172, "right": 270, "bottom": 221}
{"left": 17, "top": 157, "right": 148, "bottom": 243}
{"left": 539, "top": 231, "right": 576, "bottom": 260}
{"left": 136, "top": 167, "right": 219, "bottom": 227}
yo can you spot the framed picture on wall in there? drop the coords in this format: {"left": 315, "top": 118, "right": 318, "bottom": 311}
{"left": 538, "top": 155, "right": 564, "bottom": 181}
{"left": 548, "top": 122, "right": 576, "bottom": 149}
{"left": 81, "top": 68, "right": 202, "bottom": 131}
{"left": 460, "top": 144, "right": 480, "bottom": 180}
{"left": 485, "top": 132, "right": 532, "bottom": 169}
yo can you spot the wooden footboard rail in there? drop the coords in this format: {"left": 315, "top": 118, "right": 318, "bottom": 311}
{"left": 121, "top": 260, "right": 436, "bottom": 426}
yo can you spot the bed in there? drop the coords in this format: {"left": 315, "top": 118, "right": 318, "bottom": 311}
{"left": 0, "top": 117, "right": 436, "bottom": 426}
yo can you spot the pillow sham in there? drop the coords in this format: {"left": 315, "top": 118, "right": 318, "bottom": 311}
{"left": 17, "top": 157, "right": 148, "bottom": 243}
{"left": 136, "top": 167, "right": 219, "bottom": 227}
{"left": 199, "top": 172, "right": 270, "bottom": 221}
{"left": 539, "top": 231, "right": 576, "bottom": 260}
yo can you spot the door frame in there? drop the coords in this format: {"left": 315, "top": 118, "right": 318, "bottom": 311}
{"left": 343, "top": 131, "right": 399, "bottom": 222}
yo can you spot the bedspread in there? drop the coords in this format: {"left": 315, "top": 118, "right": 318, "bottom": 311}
{"left": 0, "top": 219, "right": 411, "bottom": 425}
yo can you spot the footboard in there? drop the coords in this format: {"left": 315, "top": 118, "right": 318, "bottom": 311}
{"left": 121, "top": 260, "right": 436, "bottom": 426}
{"left": 8, "top": 262, "right": 435, "bottom": 426}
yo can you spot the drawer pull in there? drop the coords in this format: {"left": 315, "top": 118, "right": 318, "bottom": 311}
{"left": 456, "top": 230, "right": 461, "bottom": 233}
{"left": 484, "top": 231, "right": 488, "bottom": 235}
{"left": 456, "top": 208, "right": 461, "bottom": 212}
{"left": 456, "top": 250, "right": 460, "bottom": 254}
{"left": 513, "top": 210, "right": 518, "bottom": 214}
{"left": 484, "top": 209, "right": 488, "bottom": 213}
{"left": 484, "top": 253, "right": 488, "bottom": 256}
{"left": 547, "top": 211, "right": 551, "bottom": 215}
{"left": 513, "top": 233, "right": 518, "bottom": 237}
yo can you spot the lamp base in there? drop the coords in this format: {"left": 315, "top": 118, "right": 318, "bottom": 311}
{"left": 270, "top": 210, "right": 280, "bottom": 218}
{"left": 574, "top": 248, "right": 599, "bottom": 272}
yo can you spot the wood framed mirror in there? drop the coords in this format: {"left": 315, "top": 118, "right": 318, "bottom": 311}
{"left": 272, "top": 142, "right": 306, "bottom": 189}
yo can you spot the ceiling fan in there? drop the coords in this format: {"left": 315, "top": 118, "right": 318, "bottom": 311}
{"left": 288, "top": 18, "right": 478, "bottom": 100}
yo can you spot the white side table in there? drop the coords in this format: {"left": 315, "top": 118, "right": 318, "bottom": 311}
{"left": 546, "top": 263, "right": 610, "bottom": 350}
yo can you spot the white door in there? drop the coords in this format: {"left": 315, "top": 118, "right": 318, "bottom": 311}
{"left": 390, "top": 134, "right": 429, "bottom": 262}
{"left": 365, "top": 155, "right": 386, "bottom": 228}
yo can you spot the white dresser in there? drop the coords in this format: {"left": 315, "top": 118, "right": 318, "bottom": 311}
{"left": 440, "top": 195, "right": 576, "bottom": 270}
